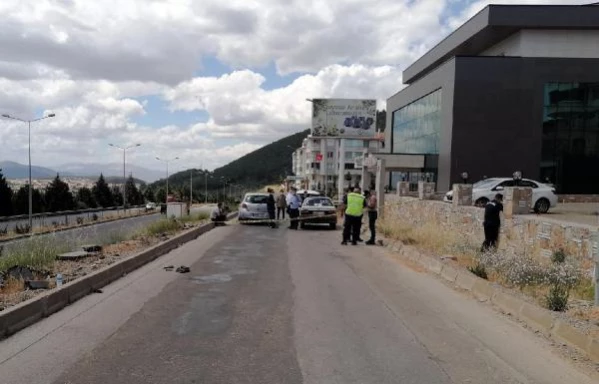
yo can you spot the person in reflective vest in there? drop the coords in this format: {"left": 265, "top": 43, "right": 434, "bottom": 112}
{"left": 342, "top": 187, "right": 366, "bottom": 245}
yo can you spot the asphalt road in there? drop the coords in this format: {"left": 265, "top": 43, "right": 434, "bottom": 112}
{"left": 0, "top": 223, "right": 597, "bottom": 383}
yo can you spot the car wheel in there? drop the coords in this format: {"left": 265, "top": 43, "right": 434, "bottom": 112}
{"left": 534, "top": 198, "right": 550, "bottom": 214}
{"left": 475, "top": 197, "right": 489, "bottom": 207}
{"left": 329, "top": 222, "right": 337, "bottom": 230}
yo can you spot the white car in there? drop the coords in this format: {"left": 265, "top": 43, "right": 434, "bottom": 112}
{"left": 443, "top": 178, "right": 558, "bottom": 213}
{"left": 238, "top": 193, "right": 270, "bottom": 222}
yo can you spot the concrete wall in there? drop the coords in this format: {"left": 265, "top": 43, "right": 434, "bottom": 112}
{"left": 482, "top": 30, "right": 599, "bottom": 58}
{"left": 384, "top": 195, "right": 596, "bottom": 270}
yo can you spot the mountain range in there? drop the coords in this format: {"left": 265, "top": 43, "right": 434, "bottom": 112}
{"left": 0, "top": 161, "right": 163, "bottom": 182}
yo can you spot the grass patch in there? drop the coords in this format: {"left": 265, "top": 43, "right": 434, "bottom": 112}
{"left": 179, "top": 212, "right": 209, "bottom": 223}
{"left": 144, "top": 218, "right": 182, "bottom": 236}
{"left": 571, "top": 277, "right": 595, "bottom": 301}
{"left": 0, "top": 236, "right": 70, "bottom": 274}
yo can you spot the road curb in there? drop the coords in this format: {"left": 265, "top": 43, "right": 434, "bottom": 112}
{"left": 381, "top": 238, "right": 599, "bottom": 363}
{"left": 0, "top": 211, "right": 158, "bottom": 244}
{"left": 0, "top": 212, "right": 237, "bottom": 340}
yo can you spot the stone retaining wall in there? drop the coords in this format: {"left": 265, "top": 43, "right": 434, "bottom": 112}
{"left": 384, "top": 196, "right": 596, "bottom": 268}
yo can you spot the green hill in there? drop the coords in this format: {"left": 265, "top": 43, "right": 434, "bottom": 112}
{"left": 150, "top": 129, "right": 310, "bottom": 194}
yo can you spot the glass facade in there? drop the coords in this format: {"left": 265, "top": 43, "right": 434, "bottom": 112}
{"left": 392, "top": 89, "right": 442, "bottom": 154}
{"left": 541, "top": 83, "right": 599, "bottom": 193}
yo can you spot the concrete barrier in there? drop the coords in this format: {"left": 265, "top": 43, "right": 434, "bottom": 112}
{"left": 0, "top": 214, "right": 235, "bottom": 340}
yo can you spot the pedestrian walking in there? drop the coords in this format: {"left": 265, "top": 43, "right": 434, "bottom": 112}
{"left": 365, "top": 190, "right": 378, "bottom": 245}
{"left": 266, "top": 188, "right": 277, "bottom": 228}
{"left": 481, "top": 194, "right": 503, "bottom": 252}
{"left": 276, "top": 189, "right": 286, "bottom": 220}
{"left": 286, "top": 187, "right": 302, "bottom": 230}
{"left": 342, "top": 187, "right": 366, "bottom": 245}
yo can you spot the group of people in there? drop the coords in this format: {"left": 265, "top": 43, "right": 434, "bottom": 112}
{"left": 340, "top": 187, "right": 378, "bottom": 246}
{"left": 265, "top": 187, "right": 304, "bottom": 229}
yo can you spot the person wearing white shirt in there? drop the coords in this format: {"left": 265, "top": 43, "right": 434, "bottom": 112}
{"left": 286, "top": 187, "right": 302, "bottom": 229}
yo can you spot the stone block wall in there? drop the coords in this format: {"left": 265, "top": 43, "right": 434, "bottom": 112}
{"left": 384, "top": 195, "right": 596, "bottom": 268}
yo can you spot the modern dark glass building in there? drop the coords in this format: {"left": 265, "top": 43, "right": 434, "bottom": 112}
{"left": 383, "top": 4, "right": 599, "bottom": 194}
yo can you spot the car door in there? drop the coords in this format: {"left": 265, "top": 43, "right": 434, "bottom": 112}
{"left": 519, "top": 180, "right": 539, "bottom": 202}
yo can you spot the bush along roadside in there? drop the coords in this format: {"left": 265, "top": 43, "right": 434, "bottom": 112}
{"left": 0, "top": 213, "right": 209, "bottom": 312}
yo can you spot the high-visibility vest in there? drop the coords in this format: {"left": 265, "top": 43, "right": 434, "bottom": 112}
{"left": 345, "top": 193, "right": 365, "bottom": 216}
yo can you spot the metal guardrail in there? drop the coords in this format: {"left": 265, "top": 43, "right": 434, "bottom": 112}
{"left": 0, "top": 205, "right": 146, "bottom": 223}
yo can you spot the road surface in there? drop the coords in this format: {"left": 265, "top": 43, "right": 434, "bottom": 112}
{"left": 0, "top": 223, "right": 597, "bottom": 383}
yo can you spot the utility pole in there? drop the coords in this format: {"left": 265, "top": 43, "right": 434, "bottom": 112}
{"left": 109, "top": 143, "right": 141, "bottom": 214}
{"left": 190, "top": 169, "right": 193, "bottom": 207}
{"left": 156, "top": 156, "right": 179, "bottom": 211}
{"left": 2, "top": 113, "right": 56, "bottom": 234}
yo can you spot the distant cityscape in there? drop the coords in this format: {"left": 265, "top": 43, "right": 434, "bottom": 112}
{"left": 7, "top": 177, "right": 141, "bottom": 193}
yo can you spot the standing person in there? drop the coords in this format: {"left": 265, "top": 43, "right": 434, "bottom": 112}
{"left": 481, "top": 194, "right": 503, "bottom": 252}
{"left": 365, "top": 190, "right": 378, "bottom": 245}
{"left": 342, "top": 187, "right": 366, "bottom": 245}
{"left": 276, "top": 189, "right": 286, "bottom": 220}
{"left": 286, "top": 187, "right": 302, "bottom": 230}
{"left": 266, "top": 188, "right": 276, "bottom": 228}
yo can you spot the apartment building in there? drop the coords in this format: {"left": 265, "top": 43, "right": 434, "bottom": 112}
{"left": 291, "top": 135, "right": 383, "bottom": 197}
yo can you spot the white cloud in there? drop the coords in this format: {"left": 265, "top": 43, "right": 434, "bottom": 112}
{"left": 1, "top": 0, "right": 584, "bottom": 175}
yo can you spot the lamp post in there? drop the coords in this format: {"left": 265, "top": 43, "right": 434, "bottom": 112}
{"left": 2, "top": 113, "right": 56, "bottom": 233}
{"left": 156, "top": 156, "right": 179, "bottom": 210}
{"left": 108, "top": 143, "right": 141, "bottom": 214}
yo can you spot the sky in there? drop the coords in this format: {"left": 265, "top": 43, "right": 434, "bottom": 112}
{"left": 0, "top": 0, "right": 591, "bottom": 173}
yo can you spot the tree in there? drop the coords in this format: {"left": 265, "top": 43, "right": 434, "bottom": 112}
{"left": 13, "top": 185, "right": 45, "bottom": 215}
{"left": 45, "top": 174, "right": 75, "bottom": 212}
{"left": 76, "top": 187, "right": 97, "bottom": 209}
{"left": 143, "top": 186, "right": 155, "bottom": 203}
{"left": 112, "top": 186, "right": 123, "bottom": 206}
{"left": 155, "top": 187, "right": 166, "bottom": 204}
{"left": 0, "top": 169, "right": 13, "bottom": 216}
{"left": 92, "top": 174, "right": 114, "bottom": 208}
{"left": 125, "top": 175, "right": 143, "bottom": 206}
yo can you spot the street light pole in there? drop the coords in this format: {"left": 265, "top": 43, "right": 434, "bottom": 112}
{"left": 190, "top": 169, "right": 193, "bottom": 207}
{"left": 2, "top": 113, "right": 56, "bottom": 234}
{"left": 109, "top": 143, "right": 141, "bottom": 214}
{"left": 156, "top": 156, "right": 179, "bottom": 211}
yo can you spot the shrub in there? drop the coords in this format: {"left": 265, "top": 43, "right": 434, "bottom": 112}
{"left": 551, "top": 248, "right": 566, "bottom": 264}
{"left": 179, "top": 212, "right": 209, "bottom": 224}
{"left": 92, "top": 213, "right": 98, "bottom": 221}
{"left": 546, "top": 285, "right": 569, "bottom": 312}
{"left": 0, "top": 225, "right": 7, "bottom": 236}
{"left": 15, "top": 223, "right": 31, "bottom": 234}
{"left": 76, "top": 217, "right": 84, "bottom": 225}
{"left": 468, "top": 263, "right": 488, "bottom": 280}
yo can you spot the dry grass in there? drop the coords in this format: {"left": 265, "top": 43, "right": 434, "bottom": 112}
{"left": 377, "top": 217, "right": 479, "bottom": 265}
{"left": 0, "top": 277, "right": 25, "bottom": 295}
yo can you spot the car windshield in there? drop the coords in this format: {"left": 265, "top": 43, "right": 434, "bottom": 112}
{"left": 304, "top": 198, "right": 333, "bottom": 207}
{"left": 244, "top": 195, "right": 268, "bottom": 204}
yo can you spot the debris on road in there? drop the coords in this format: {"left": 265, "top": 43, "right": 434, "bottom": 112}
{"left": 176, "top": 266, "right": 190, "bottom": 273}
{"left": 164, "top": 265, "right": 174, "bottom": 271}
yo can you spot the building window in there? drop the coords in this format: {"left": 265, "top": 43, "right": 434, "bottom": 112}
{"left": 391, "top": 89, "right": 442, "bottom": 154}
{"left": 345, "top": 139, "right": 364, "bottom": 148}
{"left": 327, "top": 151, "right": 334, "bottom": 158}
{"left": 541, "top": 82, "right": 599, "bottom": 193}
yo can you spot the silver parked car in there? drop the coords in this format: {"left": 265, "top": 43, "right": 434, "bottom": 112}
{"left": 238, "top": 193, "right": 270, "bottom": 222}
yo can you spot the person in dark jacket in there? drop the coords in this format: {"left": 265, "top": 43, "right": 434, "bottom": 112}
{"left": 266, "top": 188, "right": 276, "bottom": 228}
{"left": 481, "top": 194, "right": 503, "bottom": 252}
